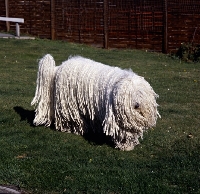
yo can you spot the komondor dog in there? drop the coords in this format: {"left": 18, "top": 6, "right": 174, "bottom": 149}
{"left": 31, "top": 54, "right": 160, "bottom": 151}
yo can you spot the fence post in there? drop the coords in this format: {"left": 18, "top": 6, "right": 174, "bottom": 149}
{"left": 163, "top": 0, "right": 168, "bottom": 53}
{"left": 51, "top": 0, "right": 55, "bottom": 40}
{"left": 104, "top": 0, "right": 108, "bottom": 49}
{"left": 5, "top": 0, "right": 10, "bottom": 31}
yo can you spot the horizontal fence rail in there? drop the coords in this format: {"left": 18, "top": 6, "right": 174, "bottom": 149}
{"left": 1, "top": 0, "right": 200, "bottom": 53}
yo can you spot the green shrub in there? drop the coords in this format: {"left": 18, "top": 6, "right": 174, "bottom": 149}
{"left": 176, "top": 42, "right": 200, "bottom": 62}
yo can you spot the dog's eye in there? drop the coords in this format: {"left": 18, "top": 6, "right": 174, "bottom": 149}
{"left": 134, "top": 102, "right": 139, "bottom": 109}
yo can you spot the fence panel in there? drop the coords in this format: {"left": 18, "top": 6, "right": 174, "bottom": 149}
{"left": 1, "top": 0, "right": 200, "bottom": 53}
{"left": 167, "top": 0, "right": 200, "bottom": 52}
{"left": 54, "top": 0, "right": 104, "bottom": 47}
{"left": 0, "top": 0, "right": 6, "bottom": 30}
{"left": 107, "top": 0, "right": 164, "bottom": 51}
{"left": 0, "top": 0, "right": 51, "bottom": 39}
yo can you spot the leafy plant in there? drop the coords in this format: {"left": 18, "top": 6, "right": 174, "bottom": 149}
{"left": 176, "top": 42, "right": 200, "bottom": 62}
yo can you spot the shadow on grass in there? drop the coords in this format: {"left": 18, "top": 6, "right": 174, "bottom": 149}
{"left": 13, "top": 106, "right": 114, "bottom": 148}
{"left": 13, "top": 106, "right": 35, "bottom": 127}
{"left": 83, "top": 131, "right": 115, "bottom": 148}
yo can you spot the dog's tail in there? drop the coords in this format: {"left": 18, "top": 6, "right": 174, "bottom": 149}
{"left": 31, "top": 54, "right": 56, "bottom": 127}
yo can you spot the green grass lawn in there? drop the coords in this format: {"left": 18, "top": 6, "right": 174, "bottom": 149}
{"left": 0, "top": 38, "right": 199, "bottom": 194}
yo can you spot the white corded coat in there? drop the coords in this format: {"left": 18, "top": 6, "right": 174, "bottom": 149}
{"left": 32, "top": 54, "right": 160, "bottom": 150}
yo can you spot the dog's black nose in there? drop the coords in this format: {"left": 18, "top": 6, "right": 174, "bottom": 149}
{"left": 134, "top": 102, "right": 139, "bottom": 109}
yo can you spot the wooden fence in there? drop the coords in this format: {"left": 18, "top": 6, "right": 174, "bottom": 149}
{"left": 1, "top": 0, "right": 200, "bottom": 53}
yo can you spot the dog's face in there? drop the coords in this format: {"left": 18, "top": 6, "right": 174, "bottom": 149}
{"left": 132, "top": 85, "right": 159, "bottom": 131}
{"left": 113, "top": 75, "right": 159, "bottom": 132}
